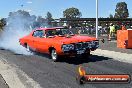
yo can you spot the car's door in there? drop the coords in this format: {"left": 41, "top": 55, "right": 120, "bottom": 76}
{"left": 33, "top": 30, "right": 49, "bottom": 53}
{"left": 30, "top": 30, "right": 41, "bottom": 51}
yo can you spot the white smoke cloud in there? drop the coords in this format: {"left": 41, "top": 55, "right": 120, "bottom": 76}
{"left": 0, "top": 12, "right": 33, "bottom": 55}
{"left": 0, "top": 10, "right": 50, "bottom": 55}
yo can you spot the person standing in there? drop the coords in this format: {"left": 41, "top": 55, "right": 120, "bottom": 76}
{"left": 108, "top": 23, "right": 116, "bottom": 40}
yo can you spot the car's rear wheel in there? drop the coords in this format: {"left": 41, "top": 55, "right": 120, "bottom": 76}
{"left": 26, "top": 44, "right": 30, "bottom": 52}
{"left": 26, "top": 44, "right": 34, "bottom": 54}
{"left": 51, "top": 49, "right": 59, "bottom": 62}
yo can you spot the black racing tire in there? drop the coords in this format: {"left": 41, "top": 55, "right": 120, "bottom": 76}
{"left": 26, "top": 44, "right": 34, "bottom": 54}
{"left": 26, "top": 44, "right": 31, "bottom": 52}
{"left": 82, "top": 51, "right": 90, "bottom": 59}
{"left": 50, "top": 49, "right": 59, "bottom": 62}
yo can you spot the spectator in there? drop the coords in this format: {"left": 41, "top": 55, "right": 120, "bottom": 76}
{"left": 78, "top": 28, "right": 81, "bottom": 34}
{"left": 121, "top": 25, "right": 127, "bottom": 30}
{"left": 108, "top": 23, "right": 116, "bottom": 40}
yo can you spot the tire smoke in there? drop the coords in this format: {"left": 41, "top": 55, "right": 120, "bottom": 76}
{"left": 0, "top": 10, "right": 49, "bottom": 55}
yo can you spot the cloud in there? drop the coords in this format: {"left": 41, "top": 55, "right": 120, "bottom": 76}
{"left": 26, "top": 9, "right": 32, "bottom": 12}
{"left": 27, "top": 1, "right": 32, "bottom": 4}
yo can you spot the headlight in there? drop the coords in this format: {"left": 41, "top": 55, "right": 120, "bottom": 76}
{"left": 90, "top": 40, "right": 99, "bottom": 48}
{"left": 95, "top": 40, "right": 99, "bottom": 44}
{"left": 87, "top": 40, "right": 99, "bottom": 48}
{"left": 62, "top": 44, "right": 74, "bottom": 51}
{"left": 91, "top": 41, "right": 95, "bottom": 45}
{"left": 95, "top": 40, "right": 99, "bottom": 48}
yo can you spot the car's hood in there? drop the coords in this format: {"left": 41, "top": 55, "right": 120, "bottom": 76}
{"left": 52, "top": 35, "right": 97, "bottom": 44}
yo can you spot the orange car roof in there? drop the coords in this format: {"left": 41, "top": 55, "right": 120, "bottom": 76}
{"left": 35, "top": 27, "right": 66, "bottom": 31}
{"left": 36, "top": 28, "right": 56, "bottom": 31}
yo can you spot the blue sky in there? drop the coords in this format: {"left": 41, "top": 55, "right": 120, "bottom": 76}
{"left": 0, "top": 0, "right": 132, "bottom": 18}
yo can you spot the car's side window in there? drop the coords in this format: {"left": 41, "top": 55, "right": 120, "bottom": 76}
{"left": 38, "top": 30, "right": 45, "bottom": 38}
{"left": 33, "top": 30, "right": 45, "bottom": 38}
{"left": 33, "top": 31, "right": 39, "bottom": 37}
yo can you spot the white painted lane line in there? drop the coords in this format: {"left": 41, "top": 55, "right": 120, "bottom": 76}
{"left": 91, "top": 49, "right": 132, "bottom": 64}
{"left": 0, "top": 58, "right": 42, "bottom": 88}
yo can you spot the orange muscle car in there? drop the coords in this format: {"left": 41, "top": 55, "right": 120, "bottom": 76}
{"left": 19, "top": 27, "right": 99, "bottom": 61}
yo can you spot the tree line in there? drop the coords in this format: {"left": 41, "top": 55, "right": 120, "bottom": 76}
{"left": 0, "top": 1, "right": 130, "bottom": 30}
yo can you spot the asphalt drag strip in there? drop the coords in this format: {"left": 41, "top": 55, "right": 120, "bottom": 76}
{"left": 0, "top": 49, "right": 132, "bottom": 88}
{"left": 0, "top": 55, "right": 42, "bottom": 88}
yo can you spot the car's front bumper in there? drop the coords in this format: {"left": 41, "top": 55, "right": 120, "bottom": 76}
{"left": 62, "top": 47, "right": 97, "bottom": 56}
{"left": 58, "top": 41, "right": 99, "bottom": 56}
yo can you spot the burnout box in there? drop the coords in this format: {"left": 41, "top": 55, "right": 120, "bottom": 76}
{"left": 117, "top": 30, "right": 132, "bottom": 48}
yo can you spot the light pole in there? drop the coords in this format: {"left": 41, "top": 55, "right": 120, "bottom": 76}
{"left": 96, "top": 0, "right": 98, "bottom": 39}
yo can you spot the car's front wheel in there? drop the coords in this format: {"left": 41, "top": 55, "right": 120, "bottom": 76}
{"left": 51, "top": 49, "right": 59, "bottom": 62}
{"left": 82, "top": 50, "right": 90, "bottom": 59}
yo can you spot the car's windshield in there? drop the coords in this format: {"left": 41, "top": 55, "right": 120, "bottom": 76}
{"left": 46, "top": 28, "right": 74, "bottom": 37}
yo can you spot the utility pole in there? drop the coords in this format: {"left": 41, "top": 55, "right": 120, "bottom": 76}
{"left": 96, "top": 0, "right": 98, "bottom": 39}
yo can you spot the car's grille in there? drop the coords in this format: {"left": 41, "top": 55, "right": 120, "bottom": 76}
{"left": 75, "top": 43, "right": 82, "bottom": 50}
{"left": 83, "top": 42, "right": 89, "bottom": 48}
{"left": 75, "top": 42, "right": 88, "bottom": 50}
{"left": 74, "top": 41, "right": 99, "bottom": 50}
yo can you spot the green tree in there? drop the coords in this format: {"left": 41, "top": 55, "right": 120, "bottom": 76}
{"left": 8, "top": 10, "right": 30, "bottom": 18}
{"left": 46, "top": 12, "right": 53, "bottom": 25}
{"left": 109, "top": 14, "right": 114, "bottom": 18}
{"left": 114, "top": 2, "right": 129, "bottom": 18}
{"left": 46, "top": 12, "right": 53, "bottom": 21}
{"left": 0, "top": 18, "right": 6, "bottom": 31}
{"left": 7, "top": 10, "right": 50, "bottom": 29}
{"left": 63, "top": 7, "right": 81, "bottom": 27}
{"left": 63, "top": 7, "right": 82, "bottom": 18}
{"left": 36, "top": 16, "right": 49, "bottom": 27}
